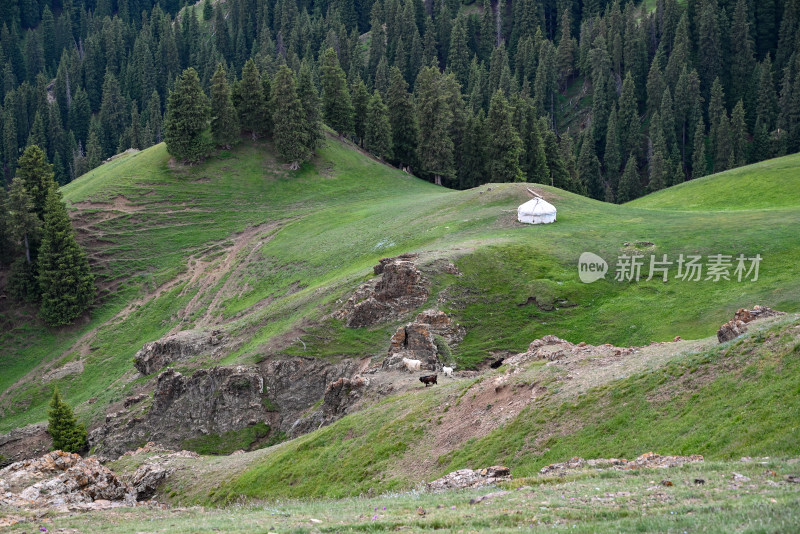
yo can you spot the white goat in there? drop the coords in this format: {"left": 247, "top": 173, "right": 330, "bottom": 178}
{"left": 402, "top": 357, "right": 422, "bottom": 372}
{"left": 442, "top": 366, "right": 455, "bottom": 378}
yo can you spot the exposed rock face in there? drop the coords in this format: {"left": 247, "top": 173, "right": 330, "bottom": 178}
{"left": 0, "top": 451, "right": 137, "bottom": 510}
{"left": 90, "top": 366, "right": 276, "bottom": 459}
{"left": 505, "top": 335, "right": 633, "bottom": 367}
{"left": 383, "top": 310, "right": 465, "bottom": 371}
{"left": 717, "top": 305, "right": 785, "bottom": 343}
{"left": 262, "top": 357, "right": 365, "bottom": 437}
{"left": 134, "top": 329, "right": 226, "bottom": 375}
{"left": 335, "top": 254, "right": 429, "bottom": 327}
{"left": 0, "top": 423, "right": 51, "bottom": 465}
{"left": 717, "top": 319, "right": 748, "bottom": 343}
{"left": 427, "top": 466, "right": 512, "bottom": 491}
{"left": 539, "top": 452, "right": 704, "bottom": 476}
{"left": 126, "top": 462, "right": 174, "bottom": 501}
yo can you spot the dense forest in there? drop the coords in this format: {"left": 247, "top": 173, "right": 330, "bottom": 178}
{"left": 0, "top": 0, "right": 799, "bottom": 197}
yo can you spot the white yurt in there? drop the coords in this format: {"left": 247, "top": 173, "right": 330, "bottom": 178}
{"left": 517, "top": 196, "right": 557, "bottom": 224}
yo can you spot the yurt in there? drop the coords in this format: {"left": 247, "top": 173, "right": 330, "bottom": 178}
{"left": 517, "top": 197, "right": 557, "bottom": 224}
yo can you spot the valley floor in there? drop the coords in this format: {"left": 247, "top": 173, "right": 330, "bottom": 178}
{"left": 3, "top": 458, "right": 800, "bottom": 533}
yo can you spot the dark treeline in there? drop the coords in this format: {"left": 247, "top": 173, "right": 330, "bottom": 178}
{"left": 1, "top": 0, "right": 800, "bottom": 201}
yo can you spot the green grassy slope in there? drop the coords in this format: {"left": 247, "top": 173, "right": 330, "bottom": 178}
{"left": 118, "top": 315, "right": 800, "bottom": 503}
{"left": 2, "top": 140, "right": 800, "bottom": 448}
{"left": 627, "top": 153, "right": 800, "bottom": 211}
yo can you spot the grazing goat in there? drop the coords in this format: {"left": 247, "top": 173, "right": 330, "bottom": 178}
{"left": 490, "top": 358, "right": 504, "bottom": 369}
{"left": 442, "top": 366, "right": 454, "bottom": 378}
{"left": 402, "top": 357, "right": 422, "bottom": 372}
{"left": 419, "top": 374, "right": 438, "bottom": 387}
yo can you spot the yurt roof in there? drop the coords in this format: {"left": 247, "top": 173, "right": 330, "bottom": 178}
{"left": 518, "top": 197, "right": 557, "bottom": 215}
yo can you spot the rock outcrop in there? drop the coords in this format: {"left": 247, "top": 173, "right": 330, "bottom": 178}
{"left": 334, "top": 254, "right": 429, "bottom": 327}
{"left": 134, "top": 329, "right": 226, "bottom": 375}
{"left": 539, "top": 452, "right": 704, "bottom": 476}
{"left": 717, "top": 305, "right": 785, "bottom": 343}
{"left": 90, "top": 366, "right": 277, "bottom": 459}
{"left": 383, "top": 310, "right": 465, "bottom": 371}
{"left": 0, "top": 451, "right": 137, "bottom": 511}
{"left": 427, "top": 466, "right": 512, "bottom": 491}
{"left": 505, "top": 335, "right": 633, "bottom": 367}
{"left": 0, "top": 423, "right": 51, "bottom": 466}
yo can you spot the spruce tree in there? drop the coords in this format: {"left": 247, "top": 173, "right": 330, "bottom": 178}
{"left": 38, "top": 185, "right": 95, "bottom": 326}
{"left": 730, "top": 100, "right": 749, "bottom": 167}
{"left": 386, "top": 66, "right": 418, "bottom": 171}
{"left": 209, "top": 64, "right": 240, "bottom": 149}
{"left": 351, "top": 78, "right": 370, "bottom": 145}
{"left": 296, "top": 62, "right": 324, "bottom": 154}
{"left": 604, "top": 105, "right": 622, "bottom": 188}
{"left": 98, "top": 71, "right": 126, "bottom": 159}
{"left": 755, "top": 54, "right": 778, "bottom": 131}
{"left": 617, "top": 154, "right": 639, "bottom": 202}
{"left": 485, "top": 90, "right": 523, "bottom": 182}
{"left": 365, "top": 90, "right": 392, "bottom": 161}
{"left": 47, "top": 388, "right": 88, "bottom": 453}
{"left": 618, "top": 71, "right": 640, "bottom": 159}
{"left": 16, "top": 145, "right": 56, "bottom": 220}
{"left": 163, "top": 67, "right": 211, "bottom": 164}
{"left": 7, "top": 176, "right": 41, "bottom": 266}
{"left": 578, "top": 131, "right": 605, "bottom": 200}
{"left": 692, "top": 116, "right": 708, "bottom": 178}
{"left": 320, "top": 48, "right": 354, "bottom": 138}
{"left": 416, "top": 66, "right": 454, "bottom": 185}
{"left": 236, "top": 60, "right": 268, "bottom": 138}
{"left": 271, "top": 66, "right": 308, "bottom": 170}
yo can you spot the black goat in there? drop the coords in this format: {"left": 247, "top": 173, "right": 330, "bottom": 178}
{"left": 419, "top": 374, "right": 438, "bottom": 387}
{"left": 490, "top": 358, "right": 505, "bottom": 369}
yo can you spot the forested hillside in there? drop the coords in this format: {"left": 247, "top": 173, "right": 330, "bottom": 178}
{"left": 0, "top": 0, "right": 798, "bottom": 197}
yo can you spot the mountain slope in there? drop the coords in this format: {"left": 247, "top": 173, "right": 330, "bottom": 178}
{"left": 2, "top": 140, "right": 800, "bottom": 454}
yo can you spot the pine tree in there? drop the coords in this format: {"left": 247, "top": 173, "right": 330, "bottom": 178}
{"left": 386, "top": 66, "right": 418, "bottom": 171}
{"left": 755, "top": 54, "right": 778, "bottom": 131}
{"left": 555, "top": 9, "right": 576, "bottom": 90}
{"left": 416, "top": 66, "right": 454, "bottom": 185}
{"left": 271, "top": 65, "right": 308, "bottom": 170}
{"left": 320, "top": 48, "right": 354, "bottom": 137}
{"left": 692, "top": 116, "right": 708, "bottom": 178}
{"left": 448, "top": 15, "right": 471, "bottom": 87}
{"left": 730, "top": 100, "right": 749, "bottom": 167}
{"left": 521, "top": 105, "right": 549, "bottom": 182}
{"left": 714, "top": 109, "right": 733, "bottom": 172}
{"left": 37, "top": 185, "right": 95, "bottom": 326}
{"left": 98, "top": 71, "right": 126, "bottom": 159}
{"left": 617, "top": 153, "right": 639, "bottom": 202}
{"left": 485, "top": 90, "right": 523, "bottom": 182}
{"left": 209, "top": 64, "right": 240, "bottom": 149}
{"left": 365, "top": 90, "right": 392, "bottom": 161}
{"left": 47, "top": 388, "right": 88, "bottom": 453}
{"left": 15, "top": 145, "right": 54, "bottom": 221}
{"left": 729, "top": 0, "right": 756, "bottom": 108}
{"left": 578, "top": 131, "right": 604, "bottom": 200}
{"left": 479, "top": 0, "right": 495, "bottom": 63}
{"left": 648, "top": 148, "right": 666, "bottom": 192}
{"left": 236, "top": 60, "right": 268, "bottom": 138}
{"left": 618, "top": 71, "right": 640, "bottom": 159}
{"left": 163, "top": 67, "right": 211, "bottom": 164}
{"left": 604, "top": 105, "right": 622, "bottom": 188}
{"left": 351, "top": 78, "right": 370, "bottom": 145}
{"left": 296, "top": 62, "right": 324, "bottom": 154}
{"left": 7, "top": 176, "right": 41, "bottom": 266}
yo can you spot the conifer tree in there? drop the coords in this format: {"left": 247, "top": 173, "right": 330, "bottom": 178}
{"left": 485, "top": 90, "right": 523, "bottom": 182}
{"left": 604, "top": 105, "right": 622, "bottom": 187}
{"left": 351, "top": 78, "right": 370, "bottom": 145}
{"left": 618, "top": 71, "right": 640, "bottom": 158}
{"left": 578, "top": 131, "right": 604, "bottom": 200}
{"left": 617, "top": 153, "right": 639, "bottom": 202}
{"left": 296, "top": 62, "right": 324, "bottom": 154}
{"left": 458, "top": 109, "right": 488, "bottom": 189}
{"left": 522, "top": 106, "right": 549, "bottom": 182}
{"left": 163, "top": 67, "right": 211, "bottom": 164}
{"left": 365, "top": 90, "right": 392, "bottom": 161}
{"left": 98, "top": 71, "right": 126, "bottom": 159}
{"left": 479, "top": 0, "right": 495, "bottom": 63}
{"left": 320, "top": 48, "right": 354, "bottom": 138}
{"left": 236, "top": 60, "right": 268, "bottom": 139}
{"left": 48, "top": 388, "right": 88, "bottom": 453}
{"left": 756, "top": 54, "right": 778, "bottom": 131}
{"left": 556, "top": 9, "right": 576, "bottom": 90}
{"left": 649, "top": 148, "right": 666, "bottom": 192}
{"left": 210, "top": 64, "right": 240, "bottom": 149}
{"left": 16, "top": 145, "right": 56, "bottom": 220}
{"left": 692, "top": 116, "right": 708, "bottom": 178}
{"left": 730, "top": 100, "right": 749, "bottom": 167}
{"left": 416, "top": 66, "right": 454, "bottom": 185}
{"left": 714, "top": 110, "right": 733, "bottom": 172}
{"left": 448, "top": 15, "right": 471, "bottom": 87}
{"left": 271, "top": 66, "right": 308, "bottom": 170}
{"left": 7, "top": 176, "right": 41, "bottom": 267}
{"left": 37, "top": 185, "right": 95, "bottom": 326}
{"left": 386, "top": 66, "right": 418, "bottom": 171}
